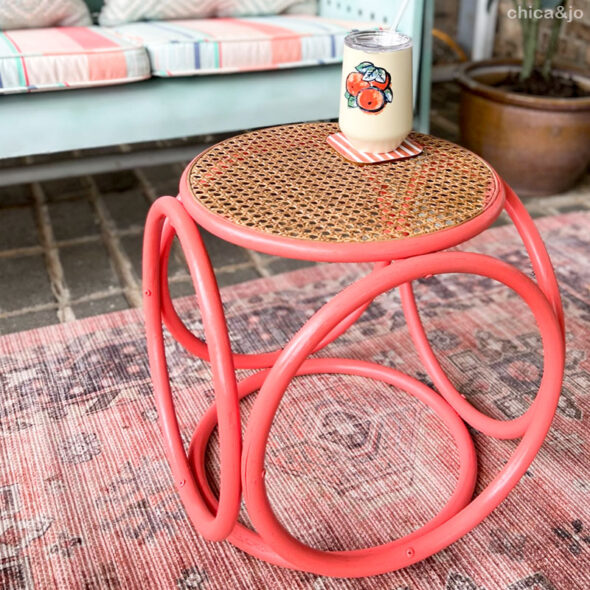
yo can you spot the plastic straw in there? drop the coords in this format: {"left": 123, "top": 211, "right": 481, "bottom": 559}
{"left": 392, "top": 0, "right": 411, "bottom": 31}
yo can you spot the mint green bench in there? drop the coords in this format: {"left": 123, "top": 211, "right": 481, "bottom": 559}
{"left": 0, "top": 0, "right": 432, "bottom": 181}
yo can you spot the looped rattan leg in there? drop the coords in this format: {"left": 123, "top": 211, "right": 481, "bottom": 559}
{"left": 237, "top": 252, "right": 563, "bottom": 577}
{"left": 188, "top": 358, "right": 477, "bottom": 573}
{"left": 399, "top": 186, "right": 564, "bottom": 439}
{"left": 157, "top": 215, "right": 283, "bottom": 369}
{"left": 143, "top": 196, "right": 241, "bottom": 541}
{"left": 158, "top": 229, "right": 387, "bottom": 366}
{"left": 502, "top": 182, "right": 564, "bottom": 336}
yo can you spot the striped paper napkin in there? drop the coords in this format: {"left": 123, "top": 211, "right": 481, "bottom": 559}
{"left": 327, "top": 132, "right": 423, "bottom": 164}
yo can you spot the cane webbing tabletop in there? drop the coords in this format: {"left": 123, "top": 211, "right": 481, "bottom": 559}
{"left": 187, "top": 122, "right": 499, "bottom": 244}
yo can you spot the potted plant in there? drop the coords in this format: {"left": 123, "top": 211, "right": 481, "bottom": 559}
{"left": 456, "top": 0, "right": 590, "bottom": 196}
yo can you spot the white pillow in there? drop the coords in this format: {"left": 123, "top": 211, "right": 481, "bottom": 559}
{"left": 0, "top": 0, "right": 92, "bottom": 30}
{"left": 99, "top": 0, "right": 318, "bottom": 26}
{"left": 217, "top": 0, "right": 317, "bottom": 16}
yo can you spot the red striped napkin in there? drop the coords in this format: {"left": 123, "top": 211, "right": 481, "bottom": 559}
{"left": 327, "top": 132, "right": 423, "bottom": 164}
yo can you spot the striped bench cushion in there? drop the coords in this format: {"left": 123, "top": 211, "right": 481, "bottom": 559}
{"left": 0, "top": 27, "right": 151, "bottom": 94}
{"left": 110, "top": 16, "right": 374, "bottom": 77}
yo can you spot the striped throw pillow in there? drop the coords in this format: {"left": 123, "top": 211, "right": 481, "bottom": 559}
{"left": 99, "top": 0, "right": 317, "bottom": 26}
{"left": 0, "top": 0, "right": 92, "bottom": 30}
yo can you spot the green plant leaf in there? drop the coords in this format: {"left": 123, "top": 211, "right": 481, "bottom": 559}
{"left": 344, "top": 90, "right": 351, "bottom": 99}
{"left": 541, "top": 0, "right": 563, "bottom": 8}
{"left": 355, "top": 61, "right": 373, "bottom": 73}
{"left": 347, "top": 95, "right": 357, "bottom": 108}
{"left": 384, "top": 88, "right": 393, "bottom": 103}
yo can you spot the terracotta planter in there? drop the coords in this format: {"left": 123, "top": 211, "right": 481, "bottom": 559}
{"left": 456, "top": 59, "right": 590, "bottom": 197}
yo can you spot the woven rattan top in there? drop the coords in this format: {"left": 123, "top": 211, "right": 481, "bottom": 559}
{"left": 187, "top": 123, "right": 498, "bottom": 243}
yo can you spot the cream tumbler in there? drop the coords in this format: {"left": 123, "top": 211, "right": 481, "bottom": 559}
{"left": 339, "top": 30, "right": 413, "bottom": 153}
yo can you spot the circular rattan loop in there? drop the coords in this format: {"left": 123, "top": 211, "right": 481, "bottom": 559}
{"left": 240, "top": 251, "right": 563, "bottom": 577}
{"left": 188, "top": 359, "right": 477, "bottom": 575}
{"left": 187, "top": 122, "right": 498, "bottom": 244}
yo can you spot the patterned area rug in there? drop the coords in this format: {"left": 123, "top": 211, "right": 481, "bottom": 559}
{"left": 1, "top": 212, "right": 589, "bottom": 590}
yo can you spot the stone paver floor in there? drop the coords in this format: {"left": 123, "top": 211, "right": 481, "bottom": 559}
{"left": 0, "top": 82, "right": 589, "bottom": 335}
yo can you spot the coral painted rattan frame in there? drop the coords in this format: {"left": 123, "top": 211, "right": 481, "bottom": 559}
{"left": 142, "top": 125, "right": 565, "bottom": 578}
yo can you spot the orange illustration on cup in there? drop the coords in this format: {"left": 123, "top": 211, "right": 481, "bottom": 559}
{"left": 345, "top": 61, "right": 393, "bottom": 114}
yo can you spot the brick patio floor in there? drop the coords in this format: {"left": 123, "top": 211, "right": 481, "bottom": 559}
{"left": 1, "top": 82, "right": 589, "bottom": 335}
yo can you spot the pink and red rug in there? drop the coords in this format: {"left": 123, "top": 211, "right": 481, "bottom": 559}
{"left": 1, "top": 212, "right": 589, "bottom": 590}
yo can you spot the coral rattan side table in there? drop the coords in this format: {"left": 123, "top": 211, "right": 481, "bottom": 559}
{"left": 142, "top": 122, "right": 565, "bottom": 578}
